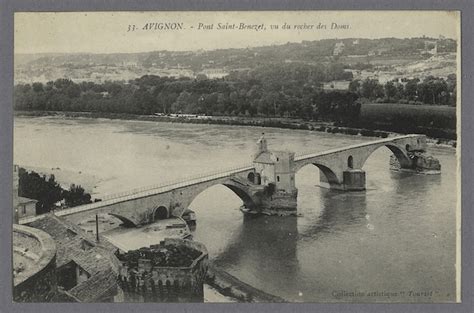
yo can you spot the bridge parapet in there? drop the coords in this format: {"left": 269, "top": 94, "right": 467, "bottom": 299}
{"left": 20, "top": 163, "right": 256, "bottom": 226}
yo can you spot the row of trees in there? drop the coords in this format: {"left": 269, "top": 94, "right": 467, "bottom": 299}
{"left": 14, "top": 63, "right": 361, "bottom": 121}
{"left": 14, "top": 63, "right": 456, "bottom": 126}
{"left": 18, "top": 168, "right": 92, "bottom": 215}
{"left": 349, "top": 75, "right": 456, "bottom": 106}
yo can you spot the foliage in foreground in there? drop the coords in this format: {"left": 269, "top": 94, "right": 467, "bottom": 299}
{"left": 18, "top": 167, "right": 92, "bottom": 214}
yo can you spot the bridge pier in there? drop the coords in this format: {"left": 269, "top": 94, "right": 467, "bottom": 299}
{"left": 248, "top": 133, "right": 299, "bottom": 216}
{"left": 318, "top": 169, "right": 366, "bottom": 191}
{"left": 255, "top": 189, "right": 298, "bottom": 216}
{"left": 343, "top": 169, "right": 366, "bottom": 191}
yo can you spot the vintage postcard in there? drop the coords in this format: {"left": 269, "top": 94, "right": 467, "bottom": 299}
{"left": 12, "top": 11, "right": 460, "bottom": 303}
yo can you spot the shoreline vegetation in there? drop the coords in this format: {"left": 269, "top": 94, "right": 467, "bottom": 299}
{"left": 18, "top": 166, "right": 94, "bottom": 215}
{"left": 15, "top": 110, "right": 457, "bottom": 147}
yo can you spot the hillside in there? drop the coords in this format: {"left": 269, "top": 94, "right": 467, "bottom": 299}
{"left": 14, "top": 37, "right": 456, "bottom": 84}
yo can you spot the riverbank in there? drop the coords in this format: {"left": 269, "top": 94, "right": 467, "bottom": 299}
{"left": 18, "top": 165, "right": 102, "bottom": 198}
{"left": 14, "top": 110, "right": 457, "bottom": 147}
{"left": 205, "top": 263, "right": 286, "bottom": 303}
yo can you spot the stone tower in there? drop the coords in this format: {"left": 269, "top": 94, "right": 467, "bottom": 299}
{"left": 252, "top": 136, "right": 298, "bottom": 215}
{"left": 255, "top": 132, "right": 268, "bottom": 159}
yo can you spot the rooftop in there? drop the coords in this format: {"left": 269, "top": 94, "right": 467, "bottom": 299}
{"left": 17, "top": 196, "right": 38, "bottom": 204}
{"left": 117, "top": 238, "right": 208, "bottom": 270}
{"left": 29, "top": 214, "right": 120, "bottom": 302}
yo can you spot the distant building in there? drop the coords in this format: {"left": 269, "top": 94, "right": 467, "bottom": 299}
{"left": 198, "top": 68, "right": 229, "bottom": 79}
{"left": 368, "top": 48, "right": 389, "bottom": 57}
{"left": 333, "top": 42, "right": 345, "bottom": 56}
{"left": 16, "top": 197, "right": 37, "bottom": 221}
{"left": 323, "top": 80, "right": 351, "bottom": 91}
{"left": 100, "top": 91, "right": 110, "bottom": 98}
{"left": 13, "top": 165, "right": 38, "bottom": 223}
{"left": 424, "top": 40, "right": 438, "bottom": 55}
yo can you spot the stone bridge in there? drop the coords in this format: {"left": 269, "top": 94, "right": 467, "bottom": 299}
{"left": 293, "top": 134, "right": 429, "bottom": 190}
{"left": 19, "top": 134, "right": 439, "bottom": 226}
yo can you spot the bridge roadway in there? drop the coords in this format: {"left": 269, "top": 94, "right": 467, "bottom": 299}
{"left": 19, "top": 134, "right": 426, "bottom": 226}
{"left": 19, "top": 163, "right": 255, "bottom": 225}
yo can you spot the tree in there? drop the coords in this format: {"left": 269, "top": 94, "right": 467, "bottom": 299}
{"left": 63, "top": 184, "right": 92, "bottom": 207}
{"left": 348, "top": 79, "right": 361, "bottom": 94}
{"left": 361, "top": 78, "right": 380, "bottom": 100}
{"left": 18, "top": 168, "right": 63, "bottom": 214}
{"left": 172, "top": 91, "right": 193, "bottom": 113}
{"left": 32, "top": 82, "right": 44, "bottom": 93}
{"left": 384, "top": 81, "right": 398, "bottom": 102}
{"left": 404, "top": 79, "right": 418, "bottom": 101}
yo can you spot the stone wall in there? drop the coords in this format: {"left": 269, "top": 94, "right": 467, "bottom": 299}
{"left": 259, "top": 190, "right": 298, "bottom": 216}
{"left": 117, "top": 239, "right": 209, "bottom": 302}
{"left": 13, "top": 258, "right": 58, "bottom": 302}
{"left": 13, "top": 224, "right": 58, "bottom": 302}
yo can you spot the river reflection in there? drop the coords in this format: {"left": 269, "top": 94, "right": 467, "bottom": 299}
{"left": 298, "top": 189, "right": 368, "bottom": 240}
{"left": 213, "top": 214, "right": 299, "bottom": 280}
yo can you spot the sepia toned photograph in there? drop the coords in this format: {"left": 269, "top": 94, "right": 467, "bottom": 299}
{"left": 11, "top": 10, "right": 460, "bottom": 304}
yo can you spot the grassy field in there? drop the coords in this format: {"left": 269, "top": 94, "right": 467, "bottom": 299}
{"left": 356, "top": 103, "right": 457, "bottom": 139}
{"left": 361, "top": 103, "right": 456, "bottom": 118}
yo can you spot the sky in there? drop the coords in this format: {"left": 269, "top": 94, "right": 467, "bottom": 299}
{"left": 14, "top": 11, "right": 460, "bottom": 54}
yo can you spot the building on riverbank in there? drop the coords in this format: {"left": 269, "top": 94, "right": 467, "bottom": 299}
{"left": 13, "top": 164, "right": 38, "bottom": 223}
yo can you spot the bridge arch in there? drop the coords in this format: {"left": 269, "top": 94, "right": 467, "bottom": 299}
{"left": 295, "top": 162, "right": 341, "bottom": 188}
{"left": 361, "top": 143, "right": 412, "bottom": 169}
{"left": 222, "top": 183, "right": 255, "bottom": 207}
{"left": 152, "top": 206, "right": 169, "bottom": 221}
{"left": 179, "top": 181, "right": 256, "bottom": 217}
{"left": 108, "top": 213, "right": 137, "bottom": 227}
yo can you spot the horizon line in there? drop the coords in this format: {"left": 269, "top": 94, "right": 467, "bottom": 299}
{"left": 14, "top": 35, "right": 456, "bottom": 56}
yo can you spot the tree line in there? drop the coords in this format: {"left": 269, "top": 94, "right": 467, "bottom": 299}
{"left": 14, "top": 63, "right": 360, "bottom": 122}
{"left": 349, "top": 74, "right": 456, "bottom": 106}
{"left": 18, "top": 167, "right": 94, "bottom": 215}
{"left": 14, "top": 62, "right": 456, "bottom": 134}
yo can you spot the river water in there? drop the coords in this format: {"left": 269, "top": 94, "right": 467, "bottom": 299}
{"left": 14, "top": 116, "right": 457, "bottom": 303}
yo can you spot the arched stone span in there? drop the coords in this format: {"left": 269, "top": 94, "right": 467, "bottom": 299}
{"left": 359, "top": 143, "right": 412, "bottom": 169}
{"left": 295, "top": 162, "right": 342, "bottom": 189}
{"left": 222, "top": 183, "right": 256, "bottom": 207}
{"left": 292, "top": 136, "right": 426, "bottom": 191}
{"left": 108, "top": 213, "right": 137, "bottom": 227}
{"left": 152, "top": 206, "right": 169, "bottom": 221}
{"left": 176, "top": 181, "right": 257, "bottom": 217}
{"left": 40, "top": 134, "right": 430, "bottom": 226}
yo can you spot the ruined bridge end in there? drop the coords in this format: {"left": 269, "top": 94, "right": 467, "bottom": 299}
{"left": 292, "top": 134, "right": 433, "bottom": 191}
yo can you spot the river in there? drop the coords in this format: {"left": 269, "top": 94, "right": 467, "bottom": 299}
{"left": 14, "top": 116, "right": 457, "bottom": 303}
